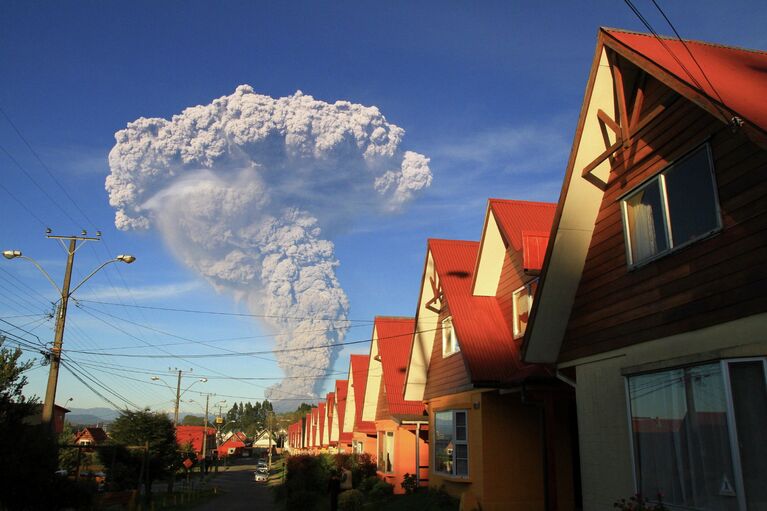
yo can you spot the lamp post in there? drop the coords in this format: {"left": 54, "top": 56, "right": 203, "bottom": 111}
{"left": 152, "top": 373, "right": 207, "bottom": 426}
{"left": 3, "top": 232, "right": 136, "bottom": 429}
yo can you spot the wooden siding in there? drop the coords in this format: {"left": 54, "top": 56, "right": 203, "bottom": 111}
{"left": 496, "top": 247, "right": 527, "bottom": 336}
{"left": 561, "top": 73, "right": 767, "bottom": 362}
{"left": 423, "top": 297, "right": 472, "bottom": 400}
{"left": 375, "top": 377, "right": 390, "bottom": 421}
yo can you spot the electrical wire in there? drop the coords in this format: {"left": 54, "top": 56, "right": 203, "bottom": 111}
{"left": 620, "top": 0, "right": 730, "bottom": 123}
{"left": 75, "top": 299, "right": 387, "bottom": 323}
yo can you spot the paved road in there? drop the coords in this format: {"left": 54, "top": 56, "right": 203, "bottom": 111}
{"left": 189, "top": 458, "right": 280, "bottom": 511}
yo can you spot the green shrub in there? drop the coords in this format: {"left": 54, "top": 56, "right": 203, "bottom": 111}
{"left": 426, "top": 486, "right": 459, "bottom": 509}
{"left": 401, "top": 473, "right": 418, "bottom": 494}
{"left": 338, "top": 489, "right": 365, "bottom": 511}
{"left": 358, "top": 475, "right": 380, "bottom": 494}
{"left": 368, "top": 479, "right": 394, "bottom": 501}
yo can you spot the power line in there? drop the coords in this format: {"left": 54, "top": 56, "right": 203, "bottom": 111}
{"left": 0, "top": 142, "right": 81, "bottom": 229}
{"left": 60, "top": 360, "right": 124, "bottom": 410}
{"left": 620, "top": 0, "right": 730, "bottom": 123}
{"left": 0, "top": 105, "right": 98, "bottom": 229}
{"left": 75, "top": 299, "right": 382, "bottom": 323}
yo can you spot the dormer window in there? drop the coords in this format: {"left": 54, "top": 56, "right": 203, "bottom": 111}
{"left": 512, "top": 279, "right": 538, "bottom": 338}
{"left": 442, "top": 316, "right": 460, "bottom": 356}
{"left": 621, "top": 144, "right": 721, "bottom": 267}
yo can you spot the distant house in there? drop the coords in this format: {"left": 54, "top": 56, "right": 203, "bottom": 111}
{"left": 361, "top": 316, "right": 429, "bottom": 494}
{"left": 175, "top": 425, "right": 216, "bottom": 458}
{"left": 217, "top": 437, "right": 246, "bottom": 458}
{"left": 333, "top": 380, "right": 350, "bottom": 452}
{"left": 74, "top": 426, "right": 108, "bottom": 446}
{"left": 252, "top": 429, "right": 278, "bottom": 451}
{"left": 322, "top": 392, "right": 336, "bottom": 449}
{"left": 343, "top": 354, "right": 376, "bottom": 455}
{"left": 24, "top": 403, "right": 70, "bottom": 434}
{"left": 523, "top": 27, "right": 767, "bottom": 511}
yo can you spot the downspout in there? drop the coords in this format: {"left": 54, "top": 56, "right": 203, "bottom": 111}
{"left": 555, "top": 370, "right": 576, "bottom": 389}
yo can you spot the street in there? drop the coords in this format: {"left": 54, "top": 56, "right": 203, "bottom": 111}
{"left": 189, "top": 458, "right": 280, "bottom": 511}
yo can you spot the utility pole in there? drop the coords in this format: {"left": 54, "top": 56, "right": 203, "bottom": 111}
{"left": 201, "top": 393, "right": 209, "bottom": 479}
{"left": 174, "top": 369, "right": 182, "bottom": 426}
{"left": 3, "top": 232, "right": 135, "bottom": 429}
{"left": 267, "top": 411, "right": 273, "bottom": 470}
{"left": 42, "top": 238, "right": 76, "bottom": 427}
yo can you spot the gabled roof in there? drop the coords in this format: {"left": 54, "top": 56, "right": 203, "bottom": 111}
{"left": 374, "top": 317, "right": 427, "bottom": 419}
{"left": 350, "top": 354, "right": 376, "bottom": 435}
{"left": 473, "top": 200, "right": 556, "bottom": 295}
{"left": 318, "top": 402, "right": 326, "bottom": 445}
{"left": 604, "top": 28, "right": 767, "bottom": 133}
{"left": 431, "top": 239, "right": 545, "bottom": 384}
{"left": 489, "top": 199, "right": 557, "bottom": 253}
{"left": 523, "top": 28, "right": 767, "bottom": 364}
{"left": 75, "top": 426, "right": 108, "bottom": 444}
{"left": 334, "top": 379, "right": 351, "bottom": 443}
{"left": 176, "top": 426, "right": 216, "bottom": 453}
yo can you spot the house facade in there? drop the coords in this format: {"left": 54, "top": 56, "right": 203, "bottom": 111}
{"left": 523, "top": 28, "right": 767, "bottom": 511}
{"left": 404, "top": 222, "right": 578, "bottom": 511}
{"left": 343, "top": 354, "right": 377, "bottom": 455}
{"left": 360, "top": 316, "right": 429, "bottom": 494}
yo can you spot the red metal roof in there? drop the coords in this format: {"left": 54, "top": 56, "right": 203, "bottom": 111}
{"left": 175, "top": 425, "right": 216, "bottom": 454}
{"left": 350, "top": 354, "right": 376, "bottom": 435}
{"left": 430, "top": 239, "right": 548, "bottom": 384}
{"left": 318, "top": 402, "right": 326, "bottom": 445}
{"left": 488, "top": 200, "right": 556, "bottom": 254}
{"left": 374, "top": 317, "right": 427, "bottom": 418}
{"left": 325, "top": 392, "right": 335, "bottom": 443}
{"left": 334, "top": 380, "right": 348, "bottom": 440}
{"left": 522, "top": 231, "right": 550, "bottom": 271}
{"left": 604, "top": 28, "right": 767, "bottom": 132}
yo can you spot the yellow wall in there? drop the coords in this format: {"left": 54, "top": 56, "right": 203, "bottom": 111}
{"left": 427, "top": 390, "right": 547, "bottom": 511}
{"left": 565, "top": 313, "right": 767, "bottom": 511}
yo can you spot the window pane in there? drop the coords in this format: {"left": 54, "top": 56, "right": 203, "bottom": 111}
{"left": 665, "top": 147, "right": 719, "bottom": 246}
{"left": 729, "top": 361, "right": 767, "bottom": 509}
{"left": 455, "top": 444, "right": 468, "bottom": 476}
{"left": 442, "top": 317, "right": 454, "bottom": 355}
{"left": 629, "top": 364, "right": 738, "bottom": 510}
{"left": 434, "top": 411, "right": 454, "bottom": 474}
{"left": 625, "top": 179, "right": 668, "bottom": 264}
{"left": 514, "top": 286, "right": 530, "bottom": 337}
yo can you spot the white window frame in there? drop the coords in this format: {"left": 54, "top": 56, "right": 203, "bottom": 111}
{"left": 512, "top": 279, "right": 538, "bottom": 339}
{"left": 620, "top": 143, "right": 722, "bottom": 268}
{"left": 625, "top": 357, "right": 767, "bottom": 511}
{"left": 441, "top": 316, "right": 460, "bottom": 357}
{"left": 433, "top": 409, "right": 469, "bottom": 477}
{"left": 377, "top": 431, "right": 395, "bottom": 473}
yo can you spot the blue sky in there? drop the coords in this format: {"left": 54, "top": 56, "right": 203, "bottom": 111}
{"left": 1, "top": 1, "right": 764, "bottom": 414}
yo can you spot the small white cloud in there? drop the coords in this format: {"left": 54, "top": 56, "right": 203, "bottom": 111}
{"left": 76, "top": 280, "right": 203, "bottom": 301}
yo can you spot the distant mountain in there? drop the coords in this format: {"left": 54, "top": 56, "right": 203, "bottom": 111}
{"left": 66, "top": 407, "right": 120, "bottom": 425}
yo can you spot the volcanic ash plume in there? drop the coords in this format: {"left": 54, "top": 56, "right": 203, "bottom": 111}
{"left": 106, "top": 86, "right": 432, "bottom": 404}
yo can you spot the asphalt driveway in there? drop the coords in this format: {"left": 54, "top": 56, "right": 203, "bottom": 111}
{"left": 189, "top": 458, "right": 280, "bottom": 511}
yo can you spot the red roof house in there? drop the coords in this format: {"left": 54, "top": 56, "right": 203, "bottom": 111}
{"left": 361, "top": 316, "right": 429, "bottom": 493}
{"left": 334, "top": 379, "right": 351, "bottom": 451}
{"left": 401, "top": 203, "right": 577, "bottom": 510}
{"left": 521, "top": 28, "right": 767, "bottom": 510}
{"left": 176, "top": 425, "right": 216, "bottom": 457}
{"left": 342, "top": 354, "right": 376, "bottom": 455}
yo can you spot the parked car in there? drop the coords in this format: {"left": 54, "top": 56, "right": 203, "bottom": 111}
{"left": 253, "top": 471, "right": 268, "bottom": 482}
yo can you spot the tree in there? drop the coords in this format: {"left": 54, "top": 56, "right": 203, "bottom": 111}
{"left": 181, "top": 414, "right": 204, "bottom": 426}
{"left": 104, "top": 409, "right": 179, "bottom": 501}
{"left": 0, "top": 340, "right": 79, "bottom": 509}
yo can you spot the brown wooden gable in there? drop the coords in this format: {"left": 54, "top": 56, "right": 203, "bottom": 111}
{"left": 375, "top": 375, "right": 390, "bottom": 422}
{"left": 423, "top": 297, "right": 472, "bottom": 401}
{"left": 496, "top": 244, "right": 528, "bottom": 337}
{"left": 560, "top": 56, "right": 767, "bottom": 362}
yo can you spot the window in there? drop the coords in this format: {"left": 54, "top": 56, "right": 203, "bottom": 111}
{"left": 352, "top": 440, "right": 363, "bottom": 454}
{"left": 441, "top": 316, "right": 460, "bottom": 356}
{"left": 377, "top": 431, "right": 394, "bottom": 473}
{"left": 621, "top": 144, "right": 720, "bottom": 266}
{"left": 434, "top": 410, "right": 468, "bottom": 477}
{"left": 626, "top": 359, "right": 767, "bottom": 511}
{"left": 512, "top": 279, "right": 538, "bottom": 338}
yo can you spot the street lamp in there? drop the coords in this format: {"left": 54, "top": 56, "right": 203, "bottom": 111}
{"left": 3, "top": 233, "right": 136, "bottom": 429}
{"left": 151, "top": 374, "right": 207, "bottom": 426}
